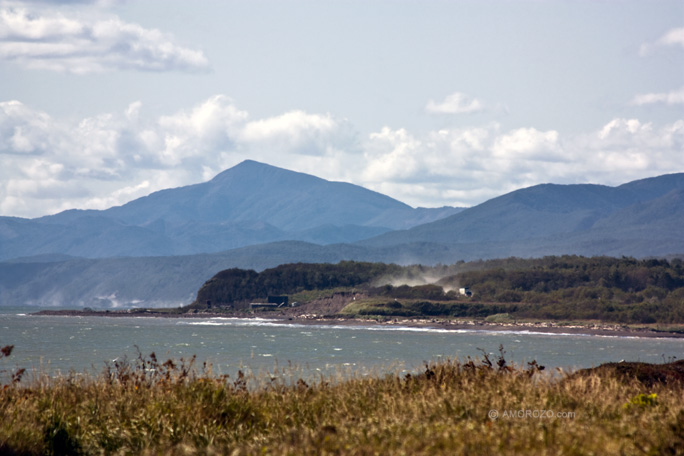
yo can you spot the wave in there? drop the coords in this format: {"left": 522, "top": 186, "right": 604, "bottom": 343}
{"left": 174, "top": 318, "right": 647, "bottom": 338}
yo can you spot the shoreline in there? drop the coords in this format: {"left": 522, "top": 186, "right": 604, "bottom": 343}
{"left": 30, "top": 309, "right": 684, "bottom": 339}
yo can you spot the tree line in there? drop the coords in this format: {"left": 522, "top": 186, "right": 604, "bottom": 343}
{"left": 435, "top": 256, "right": 684, "bottom": 324}
{"left": 190, "top": 256, "right": 684, "bottom": 323}
{"left": 193, "top": 261, "right": 403, "bottom": 307}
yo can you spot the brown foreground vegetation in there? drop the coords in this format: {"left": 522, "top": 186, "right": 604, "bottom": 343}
{"left": 1, "top": 345, "right": 683, "bottom": 455}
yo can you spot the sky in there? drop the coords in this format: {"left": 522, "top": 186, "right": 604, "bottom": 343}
{"left": 1, "top": 0, "right": 683, "bottom": 218}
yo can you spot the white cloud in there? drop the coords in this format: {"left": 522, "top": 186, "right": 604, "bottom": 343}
{"left": 597, "top": 118, "right": 649, "bottom": 140}
{"left": 655, "top": 27, "right": 684, "bottom": 48}
{"left": 631, "top": 86, "right": 684, "bottom": 106}
{"left": 357, "top": 117, "right": 683, "bottom": 208}
{"left": 574, "top": 118, "right": 684, "bottom": 183}
{"left": 491, "top": 128, "right": 561, "bottom": 160}
{"left": 360, "top": 124, "right": 565, "bottom": 207}
{"left": 155, "top": 95, "right": 248, "bottom": 166}
{"left": 221, "top": 110, "right": 362, "bottom": 182}
{"left": 0, "top": 100, "right": 55, "bottom": 155}
{"left": 363, "top": 127, "right": 424, "bottom": 182}
{"left": 241, "top": 111, "right": 336, "bottom": 142}
{"left": 0, "top": 96, "right": 358, "bottom": 217}
{"left": 0, "top": 7, "right": 209, "bottom": 73}
{"left": 639, "top": 27, "right": 684, "bottom": 56}
{"left": 1, "top": 95, "right": 682, "bottom": 218}
{"left": 425, "top": 92, "right": 486, "bottom": 115}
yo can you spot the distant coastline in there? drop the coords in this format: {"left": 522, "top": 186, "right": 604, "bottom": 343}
{"left": 31, "top": 309, "right": 684, "bottom": 339}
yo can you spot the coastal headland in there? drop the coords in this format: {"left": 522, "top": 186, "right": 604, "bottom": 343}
{"left": 31, "top": 255, "right": 684, "bottom": 338}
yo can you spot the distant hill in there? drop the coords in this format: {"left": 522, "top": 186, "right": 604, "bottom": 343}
{"left": 0, "top": 160, "right": 462, "bottom": 261}
{"left": 360, "top": 173, "right": 684, "bottom": 258}
{"left": 100, "top": 160, "right": 459, "bottom": 231}
{"left": 188, "top": 256, "right": 684, "bottom": 324}
{"left": 2, "top": 168, "right": 683, "bottom": 308}
{"left": 0, "top": 241, "right": 413, "bottom": 308}
{"left": 0, "top": 238, "right": 502, "bottom": 308}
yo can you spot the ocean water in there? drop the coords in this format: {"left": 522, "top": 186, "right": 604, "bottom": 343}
{"left": 1, "top": 307, "right": 683, "bottom": 383}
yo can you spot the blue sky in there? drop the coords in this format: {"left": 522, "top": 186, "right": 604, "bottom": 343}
{"left": 1, "top": 0, "right": 683, "bottom": 217}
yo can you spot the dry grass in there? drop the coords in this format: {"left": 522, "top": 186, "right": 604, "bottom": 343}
{"left": 1, "top": 346, "right": 683, "bottom": 455}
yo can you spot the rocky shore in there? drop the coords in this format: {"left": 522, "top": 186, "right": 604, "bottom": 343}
{"left": 31, "top": 308, "right": 684, "bottom": 339}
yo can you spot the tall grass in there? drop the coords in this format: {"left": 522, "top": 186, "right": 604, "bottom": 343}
{"left": 1, "top": 346, "right": 683, "bottom": 455}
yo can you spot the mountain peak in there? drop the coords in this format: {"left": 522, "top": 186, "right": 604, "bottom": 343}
{"left": 14, "top": 160, "right": 459, "bottom": 259}
{"left": 209, "top": 160, "right": 321, "bottom": 186}
{"left": 225, "top": 159, "right": 272, "bottom": 172}
{"left": 219, "top": 159, "right": 290, "bottom": 173}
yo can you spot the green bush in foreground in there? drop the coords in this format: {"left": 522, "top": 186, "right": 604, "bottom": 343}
{"left": 1, "top": 347, "right": 683, "bottom": 455}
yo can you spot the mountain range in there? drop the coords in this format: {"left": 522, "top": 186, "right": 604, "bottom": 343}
{"left": 361, "top": 172, "right": 684, "bottom": 258}
{"left": 0, "top": 160, "right": 461, "bottom": 261}
{"left": 1, "top": 160, "right": 682, "bottom": 307}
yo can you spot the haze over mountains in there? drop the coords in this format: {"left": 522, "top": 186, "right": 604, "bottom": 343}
{"left": 1, "top": 161, "right": 682, "bottom": 308}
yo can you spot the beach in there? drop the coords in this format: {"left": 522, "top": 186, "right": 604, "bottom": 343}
{"left": 31, "top": 308, "right": 684, "bottom": 339}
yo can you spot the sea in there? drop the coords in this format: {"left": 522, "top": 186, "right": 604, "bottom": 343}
{"left": 2, "top": 306, "right": 683, "bottom": 384}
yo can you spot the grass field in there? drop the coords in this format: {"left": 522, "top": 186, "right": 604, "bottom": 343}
{"left": 2, "top": 345, "right": 683, "bottom": 455}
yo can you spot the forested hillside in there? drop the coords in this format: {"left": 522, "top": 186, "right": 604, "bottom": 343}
{"left": 191, "top": 256, "right": 684, "bottom": 324}
{"left": 437, "top": 257, "right": 684, "bottom": 323}
{"left": 192, "top": 261, "right": 404, "bottom": 307}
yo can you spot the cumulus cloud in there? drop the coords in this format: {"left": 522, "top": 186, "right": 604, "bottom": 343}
{"left": 358, "top": 117, "right": 683, "bottom": 208}
{"left": 363, "top": 127, "right": 424, "bottom": 182}
{"left": 239, "top": 110, "right": 355, "bottom": 157}
{"left": 360, "top": 124, "right": 564, "bottom": 206}
{"left": 588, "top": 118, "right": 683, "bottom": 168}
{"left": 0, "top": 96, "right": 358, "bottom": 217}
{"left": 154, "top": 95, "right": 248, "bottom": 167}
{"left": 425, "top": 92, "right": 486, "bottom": 115}
{"left": 639, "top": 27, "right": 684, "bottom": 56}
{"left": 1, "top": 95, "right": 682, "bottom": 218}
{"left": 0, "top": 100, "right": 55, "bottom": 154}
{"left": 631, "top": 86, "right": 684, "bottom": 106}
{"left": 491, "top": 128, "right": 561, "bottom": 160}
{"left": 0, "top": 7, "right": 209, "bottom": 73}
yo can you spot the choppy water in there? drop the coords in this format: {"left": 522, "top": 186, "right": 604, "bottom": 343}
{"left": 1, "top": 307, "right": 683, "bottom": 382}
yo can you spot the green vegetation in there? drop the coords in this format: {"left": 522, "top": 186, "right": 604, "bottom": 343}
{"left": 189, "top": 256, "right": 684, "bottom": 325}
{"left": 339, "top": 298, "right": 515, "bottom": 319}
{"left": 2, "top": 346, "right": 684, "bottom": 455}
{"left": 192, "top": 261, "right": 403, "bottom": 309}
{"left": 447, "top": 256, "right": 684, "bottom": 324}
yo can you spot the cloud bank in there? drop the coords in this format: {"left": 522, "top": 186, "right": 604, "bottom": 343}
{"left": 0, "top": 7, "right": 209, "bottom": 73}
{"left": 1, "top": 95, "right": 682, "bottom": 218}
